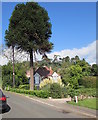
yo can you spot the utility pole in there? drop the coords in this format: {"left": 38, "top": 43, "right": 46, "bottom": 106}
{"left": 12, "top": 46, "right": 15, "bottom": 87}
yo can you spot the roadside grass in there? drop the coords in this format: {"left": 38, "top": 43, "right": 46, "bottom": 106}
{"left": 68, "top": 98, "right": 98, "bottom": 110}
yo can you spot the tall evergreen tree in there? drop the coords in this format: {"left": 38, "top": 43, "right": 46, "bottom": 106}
{"left": 5, "top": 2, "right": 53, "bottom": 90}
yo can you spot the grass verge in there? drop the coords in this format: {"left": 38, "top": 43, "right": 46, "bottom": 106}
{"left": 68, "top": 98, "right": 97, "bottom": 110}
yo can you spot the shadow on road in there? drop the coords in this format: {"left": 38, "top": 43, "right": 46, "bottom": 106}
{"left": 0, "top": 104, "right": 11, "bottom": 114}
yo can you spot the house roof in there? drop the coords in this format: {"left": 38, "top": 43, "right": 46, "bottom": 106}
{"left": 26, "top": 70, "right": 30, "bottom": 78}
{"left": 34, "top": 66, "right": 53, "bottom": 77}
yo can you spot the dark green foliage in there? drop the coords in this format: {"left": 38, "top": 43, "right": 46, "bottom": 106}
{"left": 68, "top": 88, "right": 78, "bottom": 98}
{"left": 8, "top": 88, "right": 49, "bottom": 98}
{"left": 5, "top": 2, "right": 53, "bottom": 90}
{"left": 75, "top": 88, "right": 96, "bottom": 97}
{"left": 91, "top": 64, "right": 98, "bottom": 76}
{"left": 40, "top": 84, "right": 50, "bottom": 91}
{"left": 34, "top": 90, "right": 49, "bottom": 98}
{"left": 2, "top": 75, "right": 13, "bottom": 90}
{"left": 19, "top": 84, "right": 30, "bottom": 90}
{"left": 61, "top": 87, "right": 68, "bottom": 98}
{"left": 67, "top": 87, "right": 96, "bottom": 98}
{"left": 41, "top": 83, "right": 68, "bottom": 98}
{"left": 50, "top": 83, "right": 62, "bottom": 98}
{"left": 2, "top": 62, "right": 28, "bottom": 89}
{"left": 79, "top": 76, "right": 96, "bottom": 88}
{"left": 5, "top": 2, "right": 53, "bottom": 58}
{"left": 2, "top": 53, "right": 98, "bottom": 96}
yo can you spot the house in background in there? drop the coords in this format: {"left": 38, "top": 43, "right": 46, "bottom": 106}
{"left": 51, "top": 72, "right": 61, "bottom": 82}
{"left": 26, "top": 66, "right": 61, "bottom": 88}
{"left": 26, "top": 70, "right": 30, "bottom": 83}
{"left": 34, "top": 66, "right": 53, "bottom": 86}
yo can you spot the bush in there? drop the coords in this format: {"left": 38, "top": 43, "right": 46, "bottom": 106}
{"left": 19, "top": 84, "right": 30, "bottom": 90}
{"left": 40, "top": 78, "right": 64, "bottom": 89}
{"left": 67, "top": 87, "right": 96, "bottom": 98}
{"left": 50, "top": 83, "right": 62, "bottom": 98}
{"left": 75, "top": 88, "right": 96, "bottom": 97}
{"left": 40, "top": 84, "right": 50, "bottom": 91}
{"left": 7, "top": 88, "right": 49, "bottom": 98}
{"left": 61, "top": 87, "right": 68, "bottom": 98}
{"left": 79, "top": 76, "right": 96, "bottom": 88}
{"left": 68, "top": 88, "right": 78, "bottom": 98}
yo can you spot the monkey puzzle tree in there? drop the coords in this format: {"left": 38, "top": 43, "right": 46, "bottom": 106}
{"left": 5, "top": 2, "right": 53, "bottom": 90}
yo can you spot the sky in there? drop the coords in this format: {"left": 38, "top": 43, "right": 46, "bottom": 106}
{"left": 1, "top": 2, "right": 96, "bottom": 65}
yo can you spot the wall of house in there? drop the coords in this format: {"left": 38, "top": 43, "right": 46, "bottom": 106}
{"left": 34, "top": 73, "right": 41, "bottom": 86}
{"left": 52, "top": 72, "right": 61, "bottom": 82}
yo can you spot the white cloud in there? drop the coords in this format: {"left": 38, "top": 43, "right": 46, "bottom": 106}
{"left": 47, "top": 40, "right": 96, "bottom": 65}
{"left": 0, "top": 40, "right": 97, "bottom": 66}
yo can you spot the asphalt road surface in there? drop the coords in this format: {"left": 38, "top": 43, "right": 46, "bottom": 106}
{"left": 1, "top": 91, "right": 87, "bottom": 118}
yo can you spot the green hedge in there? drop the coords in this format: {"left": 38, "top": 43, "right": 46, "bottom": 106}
{"left": 67, "top": 88, "right": 96, "bottom": 98}
{"left": 7, "top": 84, "right": 68, "bottom": 99}
{"left": 79, "top": 76, "right": 96, "bottom": 88}
{"left": 8, "top": 88, "right": 49, "bottom": 98}
{"left": 75, "top": 88, "right": 96, "bottom": 97}
{"left": 19, "top": 84, "right": 30, "bottom": 90}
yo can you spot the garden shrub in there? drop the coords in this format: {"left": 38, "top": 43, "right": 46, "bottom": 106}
{"left": 79, "top": 76, "right": 96, "bottom": 88}
{"left": 68, "top": 88, "right": 77, "bottom": 98}
{"left": 61, "top": 87, "right": 68, "bottom": 98}
{"left": 19, "top": 84, "right": 30, "bottom": 90}
{"left": 50, "top": 83, "right": 62, "bottom": 98}
{"left": 40, "top": 78, "right": 64, "bottom": 89}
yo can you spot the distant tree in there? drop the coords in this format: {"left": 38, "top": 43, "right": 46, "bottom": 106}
{"left": 62, "top": 56, "right": 70, "bottom": 63}
{"left": 75, "top": 55, "right": 80, "bottom": 60}
{"left": 5, "top": 2, "right": 53, "bottom": 90}
{"left": 71, "top": 57, "right": 76, "bottom": 64}
{"left": 65, "top": 56, "right": 70, "bottom": 62}
{"left": 53, "top": 55, "right": 60, "bottom": 63}
{"left": 91, "top": 64, "right": 98, "bottom": 76}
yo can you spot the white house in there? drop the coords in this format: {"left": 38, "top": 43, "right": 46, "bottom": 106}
{"left": 52, "top": 72, "right": 61, "bottom": 82}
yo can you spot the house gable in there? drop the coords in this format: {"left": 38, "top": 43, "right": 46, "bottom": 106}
{"left": 34, "top": 66, "right": 53, "bottom": 78}
{"left": 34, "top": 73, "right": 41, "bottom": 85}
{"left": 52, "top": 72, "right": 61, "bottom": 82}
{"left": 34, "top": 73, "right": 40, "bottom": 77}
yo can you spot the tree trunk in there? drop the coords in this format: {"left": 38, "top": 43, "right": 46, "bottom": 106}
{"left": 30, "top": 49, "right": 34, "bottom": 90}
{"left": 12, "top": 46, "right": 15, "bottom": 87}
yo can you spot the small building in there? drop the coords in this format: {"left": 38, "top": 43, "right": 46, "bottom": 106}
{"left": 26, "top": 66, "right": 61, "bottom": 87}
{"left": 34, "top": 66, "right": 53, "bottom": 86}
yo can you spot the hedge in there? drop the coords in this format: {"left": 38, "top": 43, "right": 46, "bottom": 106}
{"left": 67, "top": 87, "right": 96, "bottom": 98}
{"left": 19, "top": 84, "right": 30, "bottom": 90}
{"left": 75, "top": 88, "right": 96, "bottom": 97}
{"left": 79, "top": 76, "right": 96, "bottom": 88}
{"left": 8, "top": 88, "right": 49, "bottom": 98}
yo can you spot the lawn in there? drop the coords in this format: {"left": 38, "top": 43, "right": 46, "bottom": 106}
{"left": 68, "top": 98, "right": 98, "bottom": 110}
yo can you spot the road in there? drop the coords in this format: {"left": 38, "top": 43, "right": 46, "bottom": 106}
{"left": 1, "top": 91, "right": 88, "bottom": 118}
